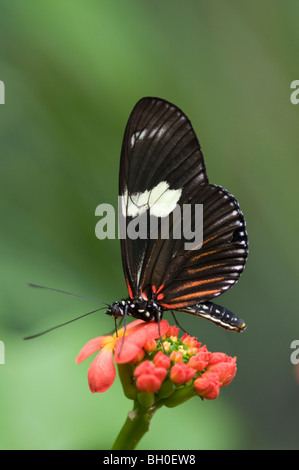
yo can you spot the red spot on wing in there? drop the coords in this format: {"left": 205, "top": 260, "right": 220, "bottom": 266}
{"left": 126, "top": 279, "right": 134, "bottom": 299}
{"left": 152, "top": 284, "right": 164, "bottom": 300}
{"left": 156, "top": 284, "right": 164, "bottom": 294}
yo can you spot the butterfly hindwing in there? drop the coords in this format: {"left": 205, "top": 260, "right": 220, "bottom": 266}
{"left": 158, "top": 184, "right": 248, "bottom": 309}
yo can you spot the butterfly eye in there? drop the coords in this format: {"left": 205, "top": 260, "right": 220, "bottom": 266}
{"left": 109, "top": 304, "right": 119, "bottom": 316}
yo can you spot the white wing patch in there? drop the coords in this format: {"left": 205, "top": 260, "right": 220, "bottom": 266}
{"left": 121, "top": 181, "right": 182, "bottom": 218}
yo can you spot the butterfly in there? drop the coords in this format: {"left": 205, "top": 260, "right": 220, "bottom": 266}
{"left": 25, "top": 97, "right": 248, "bottom": 341}
{"left": 106, "top": 97, "right": 248, "bottom": 333}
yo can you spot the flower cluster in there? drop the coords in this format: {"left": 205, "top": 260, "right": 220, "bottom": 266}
{"left": 76, "top": 319, "right": 237, "bottom": 406}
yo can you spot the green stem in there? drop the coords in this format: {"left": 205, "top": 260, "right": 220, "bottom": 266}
{"left": 112, "top": 400, "right": 159, "bottom": 450}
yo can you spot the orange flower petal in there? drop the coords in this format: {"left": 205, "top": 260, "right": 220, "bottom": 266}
{"left": 75, "top": 336, "right": 110, "bottom": 363}
{"left": 115, "top": 319, "right": 145, "bottom": 337}
{"left": 142, "top": 319, "right": 169, "bottom": 339}
{"left": 114, "top": 331, "right": 148, "bottom": 363}
{"left": 88, "top": 347, "right": 116, "bottom": 393}
{"left": 114, "top": 320, "right": 169, "bottom": 364}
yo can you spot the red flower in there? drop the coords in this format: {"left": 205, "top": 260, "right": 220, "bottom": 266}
{"left": 76, "top": 318, "right": 238, "bottom": 405}
{"left": 76, "top": 319, "right": 169, "bottom": 393}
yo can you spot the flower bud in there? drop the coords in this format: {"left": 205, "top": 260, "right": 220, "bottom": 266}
{"left": 181, "top": 333, "right": 201, "bottom": 349}
{"left": 153, "top": 351, "right": 171, "bottom": 369}
{"left": 170, "top": 350, "right": 183, "bottom": 363}
{"left": 144, "top": 338, "right": 157, "bottom": 352}
{"left": 170, "top": 362, "right": 196, "bottom": 385}
{"left": 165, "top": 325, "right": 180, "bottom": 338}
{"left": 194, "top": 371, "right": 220, "bottom": 400}
{"left": 136, "top": 374, "right": 163, "bottom": 394}
{"left": 189, "top": 351, "right": 210, "bottom": 372}
{"left": 134, "top": 360, "right": 167, "bottom": 393}
{"left": 207, "top": 355, "right": 237, "bottom": 387}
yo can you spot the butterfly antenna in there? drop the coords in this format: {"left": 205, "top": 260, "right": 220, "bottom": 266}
{"left": 28, "top": 283, "right": 109, "bottom": 306}
{"left": 24, "top": 307, "right": 106, "bottom": 340}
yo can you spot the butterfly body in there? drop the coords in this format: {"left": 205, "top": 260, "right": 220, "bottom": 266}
{"left": 108, "top": 97, "right": 248, "bottom": 333}
{"left": 108, "top": 296, "right": 163, "bottom": 323}
{"left": 106, "top": 296, "right": 246, "bottom": 332}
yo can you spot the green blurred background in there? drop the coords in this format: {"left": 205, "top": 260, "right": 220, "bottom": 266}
{"left": 1, "top": 0, "right": 299, "bottom": 450}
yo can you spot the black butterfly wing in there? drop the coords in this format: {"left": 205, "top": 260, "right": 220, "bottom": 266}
{"left": 119, "top": 97, "right": 208, "bottom": 298}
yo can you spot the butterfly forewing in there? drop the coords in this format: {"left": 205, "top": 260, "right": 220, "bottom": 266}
{"left": 119, "top": 97, "right": 208, "bottom": 298}
{"left": 120, "top": 97, "right": 208, "bottom": 194}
